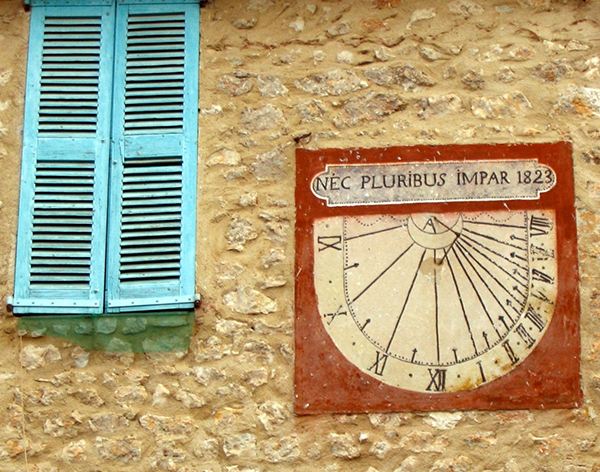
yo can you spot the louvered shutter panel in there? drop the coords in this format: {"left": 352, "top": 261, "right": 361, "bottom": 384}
{"left": 105, "top": 1, "right": 199, "bottom": 312}
{"left": 13, "top": 4, "right": 115, "bottom": 314}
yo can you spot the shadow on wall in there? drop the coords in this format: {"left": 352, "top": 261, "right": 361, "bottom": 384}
{"left": 17, "top": 311, "right": 195, "bottom": 353}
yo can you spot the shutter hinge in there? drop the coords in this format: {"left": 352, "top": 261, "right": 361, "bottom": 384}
{"left": 194, "top": 294, "right": 201, "bottom": 309}
{"left": 7, "top": 296, "right": 13, "bottom": 313}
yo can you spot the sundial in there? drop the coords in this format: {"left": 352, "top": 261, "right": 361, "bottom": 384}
{"left": 294, "top": 143, "right": 581, "bottom": 413}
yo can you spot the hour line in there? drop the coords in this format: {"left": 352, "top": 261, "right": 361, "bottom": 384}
{"left": 451, "top": 246, "right": 502, "bottom": 339}
{"left": 457, "top": 237, "right": 527, "bottom": 290}
{"left": 345, "top": 223, "right": 407, "bottom": 242}
{"left": 455, "top": 240, "right": 524, "bottom": 318}
{"left": 446, "top": 250, "right": 479, "bottom": 358}
{"left": 454, "top": 241, "right": 520, "bottom": 324}
{"left": 385, "top": 248, "right": 427, "bottom": 353}
{"left": 459, "top": 231, "right": 527, "bottom": 272}
{"left": 350, "top": 243, "right": 415, "bottom": 305}
{"left": 434, "top": 254, "right": 441, "bottom": 365}
{"left": 462, "top": 227, "right": 527, "bottom": 252}
{"left": 464, "top": 219, "right": 527, "bottom": 230}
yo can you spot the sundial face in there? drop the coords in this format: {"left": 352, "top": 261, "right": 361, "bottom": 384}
{"left": 295, "top": 143, "right": 581, "bottom": 413}
{"left": 314, "top": 210, "right": 556, "bottom": 393}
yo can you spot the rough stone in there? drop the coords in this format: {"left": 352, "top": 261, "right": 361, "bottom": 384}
{"left": 296, "top": 99, "right": 327, "bottom": 123}
{"left": 416, "top": 94, "right": 463, "bottom": 119}
{"left": 289, "top": 17, "right": 304, "bottom": 32}
{"left": 470, "top": 92, "right": 532, "bottom": 119}
{"left": 226, "top": 217, "right": 258, "bottom": 251}
{"left": 95, "top": 436, "right": 142, "bottom": 463}
{"left": 232, "top": 18, "right": 257, "bottom": 29}
{"left": 223, "top": 286, "right": 277, "bottom": 315}
{"left": 115, "top": 385, "right": 148, "bottom": 404}
{"left": 223, "top": 433, "right": 257, "bottom": 458}
{"left": 88, "top": 413, "right": 127, "bottom": 433}
{"left": 193, "top": 366, "right": 226, "bottom": 386}
{"left": 122, "top": 317, "right": 148, "bottom": 335}
{"left": 239, "top": 191, "right": 258, "bottom": 207}
{"left": 337, "top": 50, "right": 354, "bottom": 64}
{"left": 369, "top": 440, "right": 392, "bottom": 459}
{"left": 96, "top": 317, "right": 118, "bottom": 334}
{"left": 330, "top": 433, "right": 361, "bottom": 459}
{"left": 406, "top": 8, "right": 437, "bottom": 30}
{"left": 240, "top": 104, "right": 284, "bottom": 131}
{"left": 495, "top": 66, "right": 515, "bottom": 83}
{"left": 218, "top": 74, "right": 253, "bottom": 96}
{"left": 508, "top": 46, "right": 535, "bottom": 61}
{"left": 429, "top": 455, "right": 472, "bottom": 472}
{"left": 263, "top": 435, "right": 301, "bottom": 463}
{"left": 375, "top": 46, "right": 395, "bottom": 62}
{"left": 295, "top": 70, "right": 368, "bottom": 97}
{"left": 243, "top": 367, "right": 269, "bottom": 387}
{"left": 175, "top": 390, "right": 206, "bottom": 409}
{"left": 257, "top": 75, "right": 288, "bottom": 98}
{"left": 71, "top": 346, "right": 89, "bottom": 368}
{"left": 71, "top": 388, "right": 105, "bottom": 407}
{"left": 139, "top": 415, "right": 198, "bottom": 436}
{"left": 334, "top": 92, "right": 407, "bottom": 128}
{"left": 399, "top": 431, "right": 449, "bottom": 453}
{"left": 364, "top": 65, "right": 434, "bottom": 90}
{"left": 462, "top": 69, "right": 485, "bottom": 90}
{"left": 420, "top": 46, "right": 445, "bottom": 62}
{"left": 61, "top": 440, "right": 87, "bottom": 462}
{"left": 43, "top": 418, "right": 77, "bottom": 438}
{"left": 532, "top": 60, "right": 573, "bottom": 82}
{"left": 553, "top": 87, "right": 600, "bottom": 117}
{"left": 327, "top": 21, "right": 351, "bottom": 37}
{"left": 257, "top": 401, "right": 289, "bottom": 433}
{"left": 206, "top": 148, "right": 241, "bottom": 167}
{"left": 19, "top": 344, "right": 61, "bottom": 371}
{"left": 423, "top": 412, "right": 463, "bottom": 430}
{"left": 448, "top": 0, "right": 484, "bottom": 17}
{"left": 250, "top": 148, "right": 286, "bottom": 182}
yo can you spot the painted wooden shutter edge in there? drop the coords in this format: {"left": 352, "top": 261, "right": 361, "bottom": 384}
{"left": 104, "top": 1, "right": 198, "bottom": 312}
{"left": 12, "top": 4, "right": 115, "bottom": 315}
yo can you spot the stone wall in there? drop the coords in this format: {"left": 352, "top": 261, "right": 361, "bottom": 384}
{"left": 1, "top": 0, "right": 600, "bottom": 470}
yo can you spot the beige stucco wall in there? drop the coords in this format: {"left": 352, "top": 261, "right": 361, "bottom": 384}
{"left": 1, "top": 0, "right": 600, "bottom": 470}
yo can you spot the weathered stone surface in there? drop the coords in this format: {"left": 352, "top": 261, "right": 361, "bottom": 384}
{"left": 95, "top": 436, "right": 142, "bottom": 462}
{"left": 241, "top": 104, "right": 284, "bottom": 131}
{"left": 257, "top": 401, "right": 289, "bottom": 433}
{"left": 88, "top": 413, "right": 127, "bottom": 433}
{"left": 232, "top": 17, "right": 257, "bottom": 29}
{"left": 250, "top": 148, "right": 286, "bottom": 182}
{"left": 462, "top": 69, "right": 485, "bottom": 90}
{"left": 257, "top": 75, "right": 288, "bottom": 98}
{"left": 553, "top": 87, "right": 600, "bottom": 117}
{"left": 369, "top": 440, "right": 392, "bottom": 459}
{"left": 43, "top": 418, "right": 78, "bottom": 438}
{"left": 61, "top": 440, "right": 87, "bottom": 462}
{"left": 495, "top": 66, "right": 515, "bottom": 83}
{"left": 330, "top": 433, "right": 361, "bottom": 459}
{"left": 327, "top": 21, "right": 351, "bottom": 37}
{"left": 420, "top": 46, "right": 445, "bottom": 62}
{"left": 423, "top": 412, "right": 463, "bottom": 430}
{"left": 19, "top": 344, "right": 61, "bottom": 370}
{"left": 226, "top": 217, "right": 258, "bottom": 251}
{"left": 364, "top": 65, "right": 434, "bottom": 90}
{"left": 121, "top": 317, "right": 147, "bottom": 335}
{"left": 428, "top": 455, "right": 472, "bottom": 472}
{"left": 207, "top": 148, "right": 241, "bottom": 167}
{"left": 218, "top": 74, "right": 253, "bottom": 96}
{"left": 296, "top": 99, "right": 327, "bottom": 123}
{"left": 448, "top": 0, "right": 484, "bottom": 17}
{"left": 406, "top": 8, "right": 436, "bottom": 30}
{"left": 114, "top": 385, "right": 148, "bottom": 404}
{"left": 139, "top": 414, "right": 198, "bottom": 436}
{"left": 416, "top": 94, "right": 463, "bottom": 119}
{"left": 295, "top": 70, "right": 368, "bottom": 97}
{"left": 223, "top": 286, "right": 277, "bottom": 315}
{"left": 399, "top": 431, "right": 449, "bottom": 453}
{"left": 263, "top": 435, "right": 301, "bottom": 463}
{"left": 71, "top": 346, "right": 89, "bottom": 368}
{"left": 471, "top": 92, "right": 532, "bottom": 119}
{"left": 334, "top": 92, "right": 407, "bottom": 128}
{"left": 175, "top": 390, "right": 206, "bottom": 409}
{"left": 223, "top": 433, "right": 257, "bottom": 458}
{"left": 532, "top": 60, "right": 573, "bottom": 82}
{"left": 71, "top": 388, "right": 105, "bottom": 407}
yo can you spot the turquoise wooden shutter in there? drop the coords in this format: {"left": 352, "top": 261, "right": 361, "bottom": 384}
{"left": 105, "top": 1, "right": 199, "bottom": 312}
{"left": 12, "top": 4, "right": 115, "bottom": 314}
